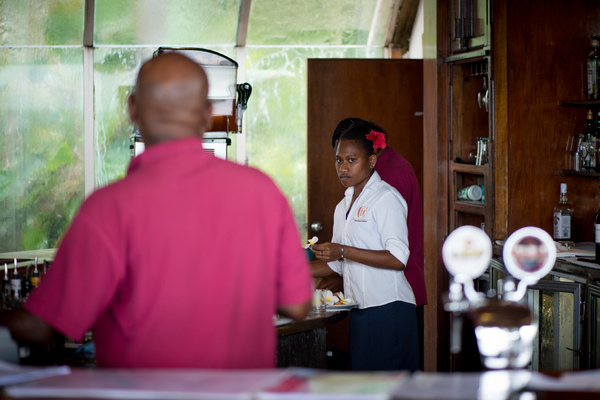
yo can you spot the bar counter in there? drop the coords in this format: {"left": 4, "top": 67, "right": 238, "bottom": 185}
{"left": 276, "top": 310, "right": 347, "bottom": 368}
{"left": 1, "top": 366, "right": 600, "bottom": 399}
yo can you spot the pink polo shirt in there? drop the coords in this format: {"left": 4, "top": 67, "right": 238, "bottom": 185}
{"left": 375, "top": 147, "right": 427, "bottom": 305}
{"left": 25, "top": 137, "right": 312, "bottom": 368}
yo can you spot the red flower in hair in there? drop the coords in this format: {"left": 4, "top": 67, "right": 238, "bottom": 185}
{"left": 365, "top": 130, "right": 386, "bottom": 150}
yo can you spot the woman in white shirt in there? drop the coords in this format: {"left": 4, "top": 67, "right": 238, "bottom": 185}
{"left": 311, "top": 121, "right": 419, "bottom": 371}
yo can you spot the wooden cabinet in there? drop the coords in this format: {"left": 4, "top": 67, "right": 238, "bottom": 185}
{"left": 446, "top": 56, "right": 493, "bottom": 237}
{"left": 448, "top": 0, "right": 490, "bottom": 55}
{"left": 560, "top": 100, "right": 600, "bottom": 179}
{"left": 490, "top": 257, "right": 600, "bottom": 371}
{"left": 423, "top": 0, "right": 600, "bottom": 372}
{"left": 449, "top": 162, "right": 491, "bottom": 234}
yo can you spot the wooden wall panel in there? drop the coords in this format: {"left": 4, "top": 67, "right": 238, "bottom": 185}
{"left": 424, "top": 0, "right": 449, "bottom": 372}
{"left": 502, "top": 0, "right": 600, "bottom": 241}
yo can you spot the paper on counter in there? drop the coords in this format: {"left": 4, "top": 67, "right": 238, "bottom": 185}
{"left": 5, "top": 368, "right": 285, "bottom": 399}
{"left": 0, "top": 361, "right": 70, "bottom": 387}
{"left": 554, "top": 242, "right": 595, "bottom": 258}
{"left": 256, "top": 368, "right": 407, "bottom": 400}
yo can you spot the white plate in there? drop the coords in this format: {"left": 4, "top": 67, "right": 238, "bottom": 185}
{"left": 273, "top": 316, "right": 293, "bottom": 326}
{"left": 326, "top": 303, "right": 358, "bottom": 311}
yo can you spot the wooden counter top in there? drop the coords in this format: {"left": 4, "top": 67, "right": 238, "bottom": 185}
{"left": 276, "top": 310, "right": 347, "bottom": 337}
{"left": 493, "top": 243, "right": 600, "bottom": 283}
{"left": 3, "top": 367, "right": 600, "bottom": 399}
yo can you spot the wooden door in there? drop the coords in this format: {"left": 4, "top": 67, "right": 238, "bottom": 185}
{"left": 307, "top": 59, "right": 424, "bottom": 244}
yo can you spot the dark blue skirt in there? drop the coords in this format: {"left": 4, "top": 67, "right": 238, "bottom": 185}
{"left": 349, "top": 300, "right": 419, "bottom": 371}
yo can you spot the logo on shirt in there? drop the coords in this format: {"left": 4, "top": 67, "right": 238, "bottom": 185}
{"left": 353, "top": 206, "right": 369, "bottom": 222}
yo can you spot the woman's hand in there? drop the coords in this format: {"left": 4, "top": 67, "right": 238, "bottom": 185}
{"left": 311, "top": 242, "right": 342, "bottom": 262}
{"left": 317, "top": 274, "right": 344, "bottom": 292}
{"left": 313, "top": 242, "right": 405, "bottom": 271}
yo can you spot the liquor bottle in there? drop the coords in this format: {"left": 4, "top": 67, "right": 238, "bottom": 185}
{"left": 582, "top": 110, "right": 597, "bottom": 171}
{"left": 30, "top": 263, "right": 40, "bottom": 289}
{"left": 553, "top": 183, "right": 574, "bottom": 246}
{"left": 2, "top": 263, "right": 11, "bottom": 310}
{"left": 595, "top": 190, "right": 600, "bottom": 263}
{"left": 588, "top": 35, "right": 600, "bottom": 100}
{"left": 10, "top": 258, "right": 21, "bottom": 307}
{"left": 595, "top": 108, "right": 600, "bottom": 171}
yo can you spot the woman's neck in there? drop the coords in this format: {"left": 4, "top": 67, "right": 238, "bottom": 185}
{"left": 352, "top": 171, "right": 374, "bottom": 200}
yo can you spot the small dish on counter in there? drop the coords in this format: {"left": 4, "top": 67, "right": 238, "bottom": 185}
{"left": 273, "top": 315, "right": 293, "bottom": 326}
{"left": 326, "top": 303, "right": 358, "bottom": 311}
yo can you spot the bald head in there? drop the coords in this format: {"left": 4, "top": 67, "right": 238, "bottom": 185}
{"left": 128, "top": 52, "right": 212, "bottom": 147}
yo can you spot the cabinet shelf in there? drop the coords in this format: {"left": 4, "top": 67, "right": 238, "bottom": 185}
{"left": 450, "top": 161, "right": 489, "bottom": 175}
{"left": 453, "top": 200, "right": 486, "bottom": 215}
{"left": 561, "top": 169, "right": 600, "bottom": 179}
{"left": 449, "top": 161, "right": 492, "bottom": 234}
{"left": 559, "top": 100, "right": 600, "bottom": 108}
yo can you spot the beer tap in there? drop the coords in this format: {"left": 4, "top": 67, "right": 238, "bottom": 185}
{"left": 30, "top": 257, "right": 41, "bottom": 289}
{"left": 3, "top": 263, "right": 10, "bottom": 310}
{"left": 11, "top": 258, "right": 21, "bottom": 307}
{"left": 442, "top": 226, "right": 491, "bottom": 355}
{"left": 235, "top": 83, "right": 252, "bottom": 132}
{"left": 442, "top": 225, "right": 556, "bottom": 370}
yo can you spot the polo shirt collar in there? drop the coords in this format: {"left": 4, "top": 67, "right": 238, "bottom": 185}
{"left": 343, "top": 171, "right": 382, "bottom": 200}
{"left": 127, "top": 136, "right": 207, "bottom": 175}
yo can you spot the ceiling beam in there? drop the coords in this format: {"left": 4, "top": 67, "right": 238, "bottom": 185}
{"left": 83, "top": 0, "right": 95, "bottom": 47}
{"left": 389, "top": 0, "right": 420, "bottom": 54}
{"left": 237, "top": 0, "right": 252, "bottom": 47}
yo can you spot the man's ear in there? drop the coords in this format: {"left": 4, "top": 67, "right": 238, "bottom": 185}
{"left": 127, "top": 94, "right": 137, "bottom": 123}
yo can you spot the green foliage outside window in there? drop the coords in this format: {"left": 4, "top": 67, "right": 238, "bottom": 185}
{"left": 0, "top": 0, "right": 391, "bottom": 252}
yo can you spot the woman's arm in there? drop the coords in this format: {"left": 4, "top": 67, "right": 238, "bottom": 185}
{"left": 312, "top": 242, "right": 405, "bottom": 271}
{"left": 310, "top": 259, "right": 338, "bottom": 278}
{"left": 0, "top": 309, "right": 55, "bottom": 344}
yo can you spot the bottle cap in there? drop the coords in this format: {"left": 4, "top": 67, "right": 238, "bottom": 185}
{"left": 560, "top": 183, "right": 567, "bottom": 193}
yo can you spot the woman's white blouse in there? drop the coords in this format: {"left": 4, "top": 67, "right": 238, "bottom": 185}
{"left": 327, "top": 172, "right": 415, "bottom": 309}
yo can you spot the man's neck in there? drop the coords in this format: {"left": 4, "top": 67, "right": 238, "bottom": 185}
{"left": 376, "top": 147, "right": 388, "bottom": 157}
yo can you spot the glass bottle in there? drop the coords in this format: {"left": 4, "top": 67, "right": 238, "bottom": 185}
{"left": 2, "top": 264, "right": 11, "bottom": 310}
{"left": 553, "top": 183, "right": 574, "bottom": 246}
{"left": 582, "top": 110, "right": 597, "bottom": 171}
{"left": 588, "top": 35, "right": 600, "bottom": 100}
{"left": 10, "top": 259, "right": 21, "bottom": 307}
{"left": 595, "top": 108, "right": 600, "bottom": 171}
{"left": 595, "top": 188, "right": 600, "bottom": 263}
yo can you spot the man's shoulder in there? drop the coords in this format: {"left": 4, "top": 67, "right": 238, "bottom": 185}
{"left": 213, "top": 158, "right": 279, "bottom": 188}
{"left": 381, "top": 148, "right": 415, "bottom": 172}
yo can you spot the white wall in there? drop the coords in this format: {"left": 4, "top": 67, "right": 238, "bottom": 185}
{"left": 404, "top": 0, "right": 424, "bottom": 59}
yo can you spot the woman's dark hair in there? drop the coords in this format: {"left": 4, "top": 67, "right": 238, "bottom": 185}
{"left": 332, "top": 117, "right": 363, "bottom": 148}
{"left": 338, "top": 120, "right": 384, "bottom": 156}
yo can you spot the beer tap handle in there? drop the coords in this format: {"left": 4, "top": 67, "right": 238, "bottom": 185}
{"left": 450, "top": 315, "right": 463, "bottom": 354}
{"left": 235, "top": 83, "right": 252, "bottom": 132}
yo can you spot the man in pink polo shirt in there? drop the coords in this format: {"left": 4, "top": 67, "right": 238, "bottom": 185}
{"left": 0, "top": 52, "right": 312, "bottom": 369}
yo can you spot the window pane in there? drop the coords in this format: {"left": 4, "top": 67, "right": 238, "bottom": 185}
{"left": 0, "top": 48, "right": 84, "bottom": 252}
{"left": 94, "top": 47, "right": 154, "bottom": 187}
{"left": 93, "top": 46, "right": 237, "bottom": 187}
{"left": 95, "top": 0, "right": 241, "bottom": 46}
{"left": 245, "top": 47, "right": 383, "bottom": 238}
{"left": 0, "top": 0, "right": 84, "bottom": 46}
{"left": 247, "top": 0, "right": 395, "bottom": 46}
